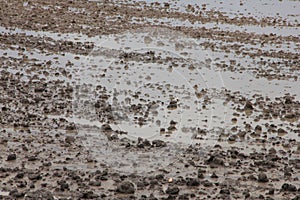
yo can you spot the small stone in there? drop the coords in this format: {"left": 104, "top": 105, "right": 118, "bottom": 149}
{"left": 211, "top": 172, "right": 218, "bottom": 178}
{"left": 15, "top": 172, "right": 24, "bottom": 179}
{"left": 198, "top": 173, "right": 204, "bottom": 179}
{"left": 166, "top": 186, "right": 179, "bottom": 195}
{"left": 117, "top": 181, "right": 135, "bottom": 194}
{"left": 57, "top": 180, "right": 69, "bottom": 191}
{"left": 65, "top": 123, "right": 76, "bottom": 131}
{"left": 281, "top": 183, "right": 297, "bottom": 192}
{"left": 186, "top": 178, "right": 200, "bottom": 186}
{"left": 28, "top": 173, "right": 42, "bottom": 180}
{"left": 170, "top": 120, "right": 177, "bottom": 125}
{"left": 206, "top": 156, "right": 224, "bottom": 166}
{"left": 167, "top": 125, "right": 177, "bottom": 131}
{"left": 228, "top": 134, "right": 237, "bottom": 141}
{"left": 65, "top": 136, "right": 75, "bottom": 144}
{"left": 152, "top": 140, "right": 166, "bottom": 147}
{"left": 285, "top": 96, "right": 293, "bottom": 104}
{"left": 278, "top": 128, "right": 287, "bottom": 135}
{"left": 243, "top": 191, "right": 250, "bottom": 198}
{"left": 143, "top": 139, "right": 151, "bottom": 146}
{"left": 244, "top": 101, "right": 254, "bottom": 110}
{"left": 255, "top": 124, "right": 262, "bottom": 131}
{"left": 7, "top": 154, "right": 16, "bottom": 161}
{"left": 220, "top": 188, "right": 230, "bottom": 195}
{"left": 167, "top": 101, "right": 177, "bottom": 110}
{"left": 202, "top": 180, "right": 213, "bottom": 187}
{"left": 28, "top": 156, "right": 38, "bottom": 161}
{"left": 248, "top": 174, "right": 257, "bottom": 181}
{"left": 9, "top": 189, "right": 24, "bottom": 198}
{"left": 101, "top": 124, "right": 112, "bottom": 132}
{"left": 258, "top": 173, "right": 269, "bottom": 182}
{"left": 268, "top": 188, "right": 275, "bottom": 195}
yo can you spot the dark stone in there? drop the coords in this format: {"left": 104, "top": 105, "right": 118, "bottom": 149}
{"left": 152, "top": 140, "right": 166, "bottom": 147}
{"left": 15, "top": 172, "right": 24, "bottom": 179}
{"left": 211, "top": 172, "right": 218, "bottom": 178}
{"left": 206, "top": 156, "right": 224, "bottom": 166}
{"left": 167, "top": 101, "right": 177, "bottom": 109}
{"left": 198, "top": 173, "right": 204, "bottom": 179}
{"left": 150, "top": 179, "right": 159, "bottom": 186}
{"left": 248, "top": 174, "right": 257, "bottom": 181}
{"left": 202, "top": 180, "right": 213, "bottom": 187}
{"left": 243, "top": 191, "right": 250, "bottom": 198}
{"left": 137, "top": 142, "right": 144, "bottom": 148}
{"left": 116, "top": 181, "right": 135, "bottom": 194}
{"left": 170, "top": 120, "right": 177, "bottom": 125}
{"left": 28, "top": 173, "right": 42, "bottom": 180}
{"left": 17, "top": 181, "right": 27, "bottom": 188}
{"left": 281, "top": 183, "right": 297, "bottom": 192}
{"left": 28, "top": 156, "right": 38, "bottom": 161}
{"left": 7, "top": 153, "right": 16, "bottom": 161}
{"left": 258, "top": 173, "right": 269, "bottom": 182}
{"left": 166, "top": 186, "right": 180, "bottom": 195}
{"left": 244, "top": 101, "right": 254, "bottom": 110}
{"left": 268, "top": 188, "right": 275, "bottom": 195}
{"left": 65, "top": 136, "right": 75, "bottom": 144}
{"left": 57, "top": 180, "right": 69, "bottom": 191}
{"left": 220, "top": 188, "right": 230, "bottom": 195}
{"left": 101, "top": 124, "right": 112, "bottom": 132}
{"left": 65, "top": 123, "right": 76, "bottom": 131}
{"left": 155, "top": 174, "right": 164, "bottom": 180}
{"left": 89, "top": 181, "right": 101, "bottom": 186}
{"left": 278, "top": 128, "right": 287, "bottom": 135}
{"left": 136, "top": 180, "right": 149, "bottom": 188}
{"left": 186, "top": 178, "right": 200, "bottom": 186}
{"left": 9, "top": 189, "right": 25, "bottom": 198}
{"left": 143, "top": 139, "right": 151, "bottom": 146}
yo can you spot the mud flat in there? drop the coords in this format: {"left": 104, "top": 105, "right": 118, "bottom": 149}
{"left": 0, "top": 0, "right": 299, "bottom": 199}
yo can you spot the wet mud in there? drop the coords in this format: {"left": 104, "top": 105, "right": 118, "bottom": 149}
{"left": 0, "top": 0, "right": 299, "bottom": 199}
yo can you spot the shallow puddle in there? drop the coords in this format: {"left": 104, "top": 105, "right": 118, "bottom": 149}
{"left": 66, "top": 27, "right": 300, "bottom": 172}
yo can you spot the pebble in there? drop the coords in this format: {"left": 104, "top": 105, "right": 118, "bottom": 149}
{"left": 202, "top": 180, "right": 213, "bottom": 187}
{"left": 6, "top": 154, "right": 16, "bottom": 161}
{"left": 116, "top": 181, "right": 135, "bottom": 194}
{"left": 206, "top": 156, "right": 224, "bottom": 166}
{"left": 244, "top": 101, "right": 254, "bottom": 110}
{"left": 258, "top": 173, "right": 269, "bottom": 182}
{"left": 211, "top": 172, "right": 218, "bottom": 178}
{"left": 166, "top": 186, "right": 180, "bottom": 195}
{"left": 281, "top": 183, "right": 297, "bottom": 192}
{"left": 65, "top": 136, "right": 75, "bottom": 144}
{"left": 28, "top": 173, "right": 42, "bottom": 180}
{"left": 220, "top": 188, "right": 230, "bottom": 195}
{"left": 152, "top": 140, "right": 166, "bottom": 147}
{"left": 186, "top": 178, "right": 200, "bottom": 186}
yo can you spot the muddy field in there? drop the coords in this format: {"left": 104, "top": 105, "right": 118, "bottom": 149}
{"left": 0, "top": 0, "right": 299, "bottom": 199}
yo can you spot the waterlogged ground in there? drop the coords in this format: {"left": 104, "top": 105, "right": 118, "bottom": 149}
{"left": 0, "top": 0, "right": 299, "bottom": 199}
